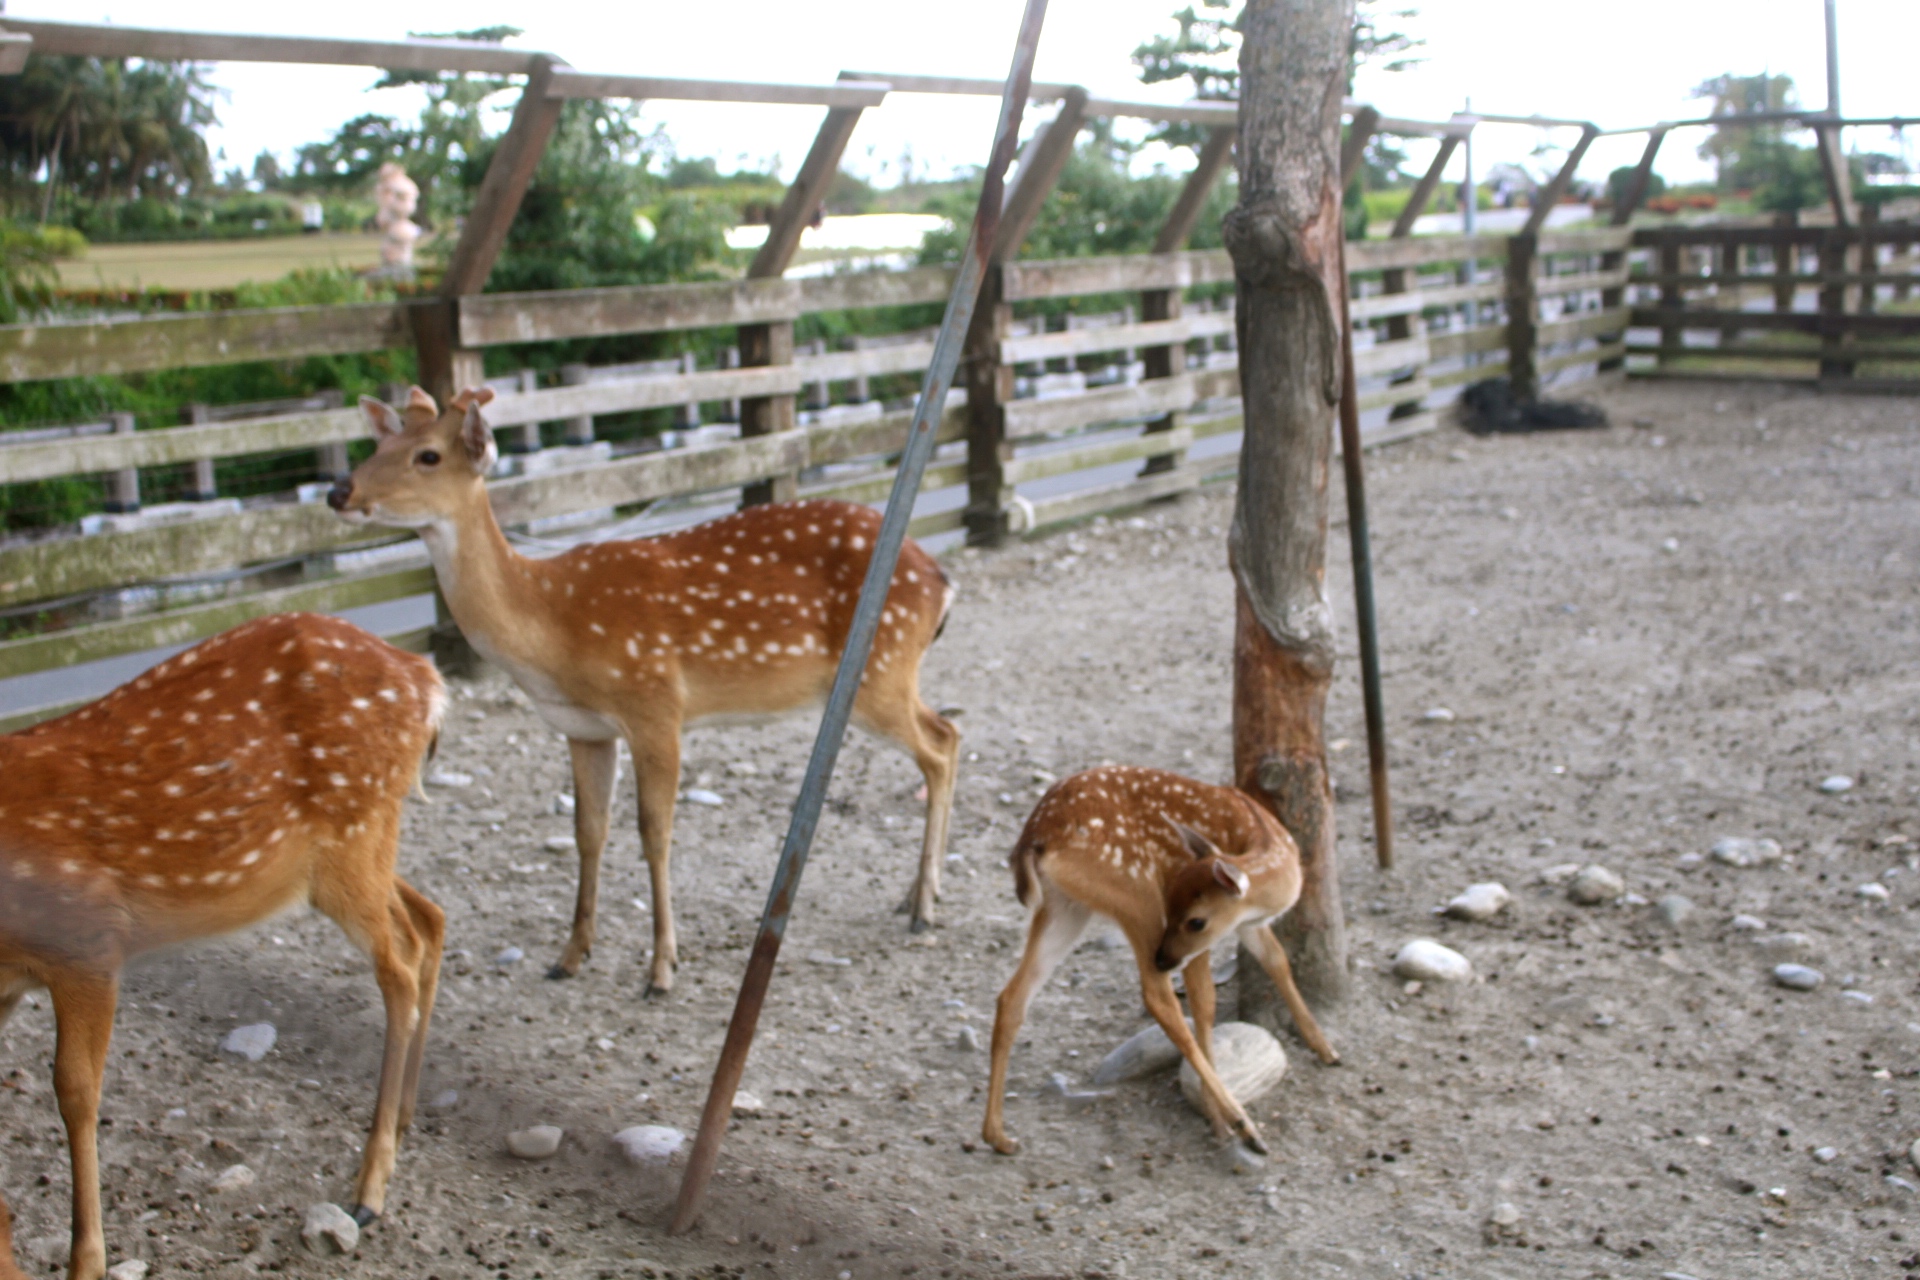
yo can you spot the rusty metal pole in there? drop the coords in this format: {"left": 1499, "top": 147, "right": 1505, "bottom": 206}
{"left": 668, "top": 0, "right": 1049, "bottom": 1235}
{"left": 1334, "top": 235, "right": 1394, "bottom": 870}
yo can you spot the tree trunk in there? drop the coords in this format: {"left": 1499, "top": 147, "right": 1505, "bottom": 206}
{"left": 1226, "top": 0, "right": 1354, "bottom": 1009}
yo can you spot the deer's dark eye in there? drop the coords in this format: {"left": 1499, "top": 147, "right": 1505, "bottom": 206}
{"left": 416, "top": 449, "right": 441, "bottom": 467}
{"left": 1186, "top": 917, "right": 1207, "bottom": 933}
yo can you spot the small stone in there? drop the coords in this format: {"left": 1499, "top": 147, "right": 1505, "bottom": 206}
{"left": 472, "top": 808, "right": 509, "bottom": 824}
{"left": 543, "top": 836, "right": 577, "bottom": 853}
{"left": 426, "top": 768, "right": 473, "bottom": 789}
{"left": 1092, "top": 1022, "right": 1187, "bottom": 1084}
{"left": 1222, "top": 1143, "right": 1267, "bottom": 1175}
{"left": 1711, "top": 836, "right": 1782, "bottom": 868}
{"left": 220, "top": 1023, "right": 276, "bottom": 1062}
{"left": 1841, "top": 990, "right": 1874, "bottom": 1005}
{"left": 1730, "top": 913, "right": 1767, "bottom": 931}
{"left": 426, "top": 1089, "right": 459, "bottom": 1112}
{"left": 955, "top": 1025, "right": 980, "bottom": 1053}
{"left": 1812, "top": 1146, "right": 1838, "bottom": 1164}
{"left": 1044, "top": 1072, "right": 1114, "bottom": 1109}
{"left": 494, "top": 946, "right": 524, "bottom": 967}
{"left": 1752, "top": 932, "right": 1816, "bottom": 958}
{"left": 1179, "top": 1023, "right": 1287, "bottom": 1113}
{"left": 805, "top": 951, "right": 852, "bottom": 966}
{"left": 1421, "top": 707, "right": 1456, "bottom": 723}
{"left": 1676, "top": 852, "right": 1704, "bottom": 871}
{"left": 681, "top": 788, "right": 724, "bottom": 807}
{"left": 553, "top": 793, "right": 576, "bottom": 814}
{"left": 1566, "top": 865, "right": 1625, "bottom": 906}
{"left": 1392, "top": 939, "right": 1472, "bottom": 983}
{"left": 301, "top": 1202, "right": 360, "bottom": 1255}
{"left": 725, "top": 761, "right": 758, "bottom": 776}
{"left": 1856, "top": 882, "right": 1891, "bottom": 902}
{"left": 1487, "top": 1201, "right": 1522, "bottom": 1233}
{"left": 1888, "top": 1175, "right": 1918, "bottom": 1193}
{"left": 1537, "top": 863, "right": 1583, "bottom": 887}
{"left": 1660, "top": 537, "right": 1679, "bottom": 553}
{"left": 1772, "top": 964, "right": 1823, "bottom": 991}
{"left": 209, "top": 1164, "right": 255, "bottom": 1194}
{"left": 506, "top": 1125, "right": 563, "bottom": 1159}
{"left": 613, "top": 1125, "right": 685, "bottom": 1164}
{"left": 732, "top": 1091, "right": 763, "bottom": 1115}
{"left": 1654, "top": 894, "right": 1694, "bottom": 927}
{"left": 107, "top": 1262, "right": 149, "bottom": 1280}
{"left": 1909, "top": 1136, "right": 1920, "bottom": 1172}
{"left": 1444, "top": 882, "right": 1510, "bottom": 922}
{"left": 1820, "top": 775, "right": 1855, "bottom": 794}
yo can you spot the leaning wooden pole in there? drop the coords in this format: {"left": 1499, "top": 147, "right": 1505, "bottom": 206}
{"left": 1224, "top": 0, "right": 1354, "bottom": 1004}
{"left": 667, "top": 0, "right": 1049, "bottom": 1234}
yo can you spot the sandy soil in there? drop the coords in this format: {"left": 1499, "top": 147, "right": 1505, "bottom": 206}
{"left": 2, "top": 376, "right": 1917, "bottom": 1280}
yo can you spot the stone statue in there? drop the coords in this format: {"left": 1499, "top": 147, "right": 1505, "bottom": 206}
{"left": 370, "top": 162, "right": 421, "bottom": 280}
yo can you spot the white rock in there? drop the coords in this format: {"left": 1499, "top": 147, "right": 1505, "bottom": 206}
{"left": 426, "top": 768, "right": 474, "bottom": 789}
{"left": 681, "top": 788, "right": 724, "bottom": 807}
{"left": 1910, "top": 1136, "right": 1920, "bottom": 1173}
{"left": 1841, "top": 990, "right": 1874, "bottom": 1005}
{"left": 1820, "top": 775, "right": 1855, "bottom": 794}
{"left": 725, "top": 760, "right": 759, "bottom": 776}
{"left": 301, "top": 1202, "right": 360, "bottom": 1256}
{"left": 107, "top": 1262, "right": 149, "bottom": 1280}
{"left": 425, "top": 1089, "right": 459, "bottom": 1112}
{"left": 1566, "top": 865, "right": 1625, "bottom": 905}
{"left": 1223, "top": 1143, "right": 1267, "bottom": 1175}
{"left": 1772, "top": 964, "right": 1824, "bottom": 991}
{"left": 506, "top": 1125, "right": 564, "bottom": 1159}
{"left": 1421, "top": 707, "right": 1456, "bottom": 723}
{"left": 209, "top": 1164, "right": 255, "bottom": 1194}
{"left": 1178, "top": 1023, "right": 1288, "bottom": 1113}
{"left": 220, "top": 1023, "right": 276, "bottom": 1062}
{"left": 805, "top": 951, "right": 852, "bottom": 966}
{"left": 613, "top": 1125, "right": 685, "bottom": 1164}
{"left": 495, "top": 946, "right": 524, "bottom": 967}
{"left": 543, "top": 836, "right": 577, "bottom": 853}
{"left": 1392, "top": 939, "right": 1472, "bottom": 983}
{"left": 1730, "top": 913, "right": 1768, "bottom": 931}
{"left": 1537, "top": 863, "right": 1583, "bottom": 886}
{"left": 1092, "top": 1022, "right": 1188, "bottom": 1085}
{"left": 1857, "top": 882, "right": 1891, "bottom": 902}
{"left": 1813, "top": 1146, "right": 1838, "bottom": 1164}
{"left": 1711, "top": 836, "right": 1782, "bottom": 868}
{"left": 1445, "top": 882, "right": 1511, "bottom": 921}
{"left": 553, "top": 793, "right": 576, "bottom": 815}
{"left": 954, "top": 1025, "right": 981, "bottom": 1053}
{"left": 1752, "top": 932, "right": 1816, "bottom": 958}
{"left": 1654, "top": 895, "right": 1694, "bottom": 927}
{"left": 732, "top": 1091, "right": 763, "bottom": 1114}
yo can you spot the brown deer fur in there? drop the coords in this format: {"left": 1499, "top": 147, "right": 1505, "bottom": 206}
{"left": 983, "top": 767, "right": 1337, "bottom": 1156}
{"left": 0, "top": 614, "right": 446, "bottom": 1280}
{"left": 328, "top": 386, "right": 960, "bottom": 991}
{"left": 0, "top": 1193, "right": 23, "bottom": 1280}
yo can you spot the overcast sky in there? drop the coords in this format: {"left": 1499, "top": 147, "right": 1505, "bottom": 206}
{"left": 17, "top": 1, "right": 1920, "bottom": 193}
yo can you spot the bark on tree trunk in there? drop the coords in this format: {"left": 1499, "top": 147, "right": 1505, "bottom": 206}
{"left": 1227, "top": 0, "right": 1354, "bottom": 1009}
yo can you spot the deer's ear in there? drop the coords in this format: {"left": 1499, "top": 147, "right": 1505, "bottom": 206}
{"left": 460, "top": 403, "right": 497, "bottom": 475}
{"left": 360, "top": 395, "right": 405, "bottom": 439}
{"left": 1166, "top": 818, "right": 1219, "bottom": 861}
{"left": 1210, "top": 858, "right": 1250, "bottom": 897}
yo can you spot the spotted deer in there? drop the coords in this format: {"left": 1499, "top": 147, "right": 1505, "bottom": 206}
{"left": 0, "top": 614, "right": 446, "bottom": 1280}
{"left": 328, "top": 386, "right": 960, "bottom": 992}
{"left": 982, "top": 766, "right": 1339, "bottom": 1156}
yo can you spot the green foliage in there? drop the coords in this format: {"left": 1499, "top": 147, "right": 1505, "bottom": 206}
{"left": 1747, "top": 139, "right": 1827, "bottom": 213}
{"left": 1606, "top": 164, "right": 1667, "bottom": 209}
{"left": 0, "top": 222, "right": 83, "bottom": 323}
{"left": 1690, "top": 72, "right": 1799, "bottom": 189}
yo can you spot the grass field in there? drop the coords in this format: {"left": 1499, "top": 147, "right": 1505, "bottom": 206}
{"left": 54, "top": 232, "right": 397, "bottom": 292}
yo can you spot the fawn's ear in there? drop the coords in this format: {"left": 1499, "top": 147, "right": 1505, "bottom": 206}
{"left": 460, "top": 402, "right": 497, "bottom": 475}
{"left": 360, "top": 395, "right": 405, "bottom": 439}
{"left": 1166, "top": 818, "right": 1220, "bottom": 861}
{"left": 1210, "top": 858, "right": 1250, "bottom": 897}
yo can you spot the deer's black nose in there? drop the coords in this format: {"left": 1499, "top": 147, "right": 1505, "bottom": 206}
{"left": 326, "top": 478, "right": 353, "bottom": 512}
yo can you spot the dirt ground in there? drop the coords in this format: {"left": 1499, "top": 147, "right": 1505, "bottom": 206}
{"left": 2, "top": 376, "right": 1917, "bottom": 1280}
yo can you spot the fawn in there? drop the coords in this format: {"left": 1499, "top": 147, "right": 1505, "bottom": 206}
{"left": 982, "top": 766, "right": 1338, "bottom": 1156}
{"left": 328, "top": 386, "right": 960, "bottom": 992}
{"left": 0, "top": 613, "right": 446, "bottom": 1280}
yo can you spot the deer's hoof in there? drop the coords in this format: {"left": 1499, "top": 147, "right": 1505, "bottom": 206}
{"left": 644, "top": 981, "right": 673, "bottom": 1000}
{"left": 351, "top": 1204, "right": 380, "bottom": 1228}
{"left": 907, "top": 914, "right": 934, "bottom": 935}
{"left": 545, "top": 964, "right": 577, "bottom": 981}
{"left": 987, "top": 1135, "right": 1020, "bottom": 1156}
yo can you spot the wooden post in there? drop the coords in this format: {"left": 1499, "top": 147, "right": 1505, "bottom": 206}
{"left": 1818, "top": 227, "right": 1853, "bottom": 382}
{"left": 738, "top": 101, "right": 870, "bottom": 505}
{"left": 964, "top": 86, "right": 1088, "bottom": 544}
{"left": 1773, "top": 212, "right": 1799, "bottom": 313}
{"left": 1224, "top": 0, "right": 1353, "bottom": 1007}
{"left": 182, "top": 404, "right": 218, "bottom": 501}
{"left": 1520, "top": 124, "right": 1598, "bottom": 238}
{"left": 1141, "top": 125, "right": 1235, "bottom": 477}
{"left": 104, "top": 412, "right": 139, "bottom": 513}
{"left": 1813, "top": 123, "right": 1858, "bottom": 228}
{"left": 1506, "top": 232, "right": 1540, "bottom": 400}
{"left": 1600, "top": 127, "right": 1667, "bottom": 373}
{"left": 1859, "top": 202, "right": 1880, "bottom": 315}
{"left": 1378, "top": 132, "right": 1461, "bottom": 415}
{"left": 502, "top": 368, "right": 541, "bottom": 453}
{"left": 559, "top": 363, "right": 595, "bottom": 444}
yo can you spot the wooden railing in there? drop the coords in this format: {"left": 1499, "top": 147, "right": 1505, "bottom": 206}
{"left": 0, "top": 228, "right": 1637, "bottom": 723}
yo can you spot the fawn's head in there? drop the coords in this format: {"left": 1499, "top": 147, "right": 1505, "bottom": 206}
{"left": 329, "top": 386, "right": 497, "bottom": 528}
{"left": 1153, "top": 819, "right": 1254, "bottom": 972}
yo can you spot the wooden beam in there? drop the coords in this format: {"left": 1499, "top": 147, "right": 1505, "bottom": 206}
{"left": 992, "top": 87, "right": 1090, "bottom": 262}
{"left": 0, "top": 32, "right": 30, "bottom": 75}
{"left": 838, "top": 70, "right": 1077, "bottom": 101}
{"left": 440, "top": 55, "right": 568, "bottom": 298}
{"left": 0, "top": 18, "right": 546, "bottom": 73}
{"left": 1609, "top": 127, "right": 1670, "bottom": 226}
{"left": 1000, "top": 248, "right": 1233, "bottom": 299}
{"left": 1520, "top": 125, "right": 1599, "bottom": 237}
{"left": 546, "top": 71, "right": 887, "bottom": 108}
{"left": 750, "top": 103, "right": 870, "bottom": 279}
{"left": 1153, "top": 126, "right": 1236, "bottom": 253}
{"left": 1390, "top": 136, "right": 1461, "bottom": 238}
{"left": 1340, "top": 105, "right": 1380, "bottom": 185}
{"left": 1813, "top": 123, "right": 1858, "bottom": 227}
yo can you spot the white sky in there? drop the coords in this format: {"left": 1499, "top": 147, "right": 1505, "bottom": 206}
{"left": 17, "top": 1, "right": 1920, "bottom": 193}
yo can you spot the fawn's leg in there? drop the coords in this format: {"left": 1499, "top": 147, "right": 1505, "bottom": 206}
{"left": 983, "top": 894, "right": 1089, "bottom": 1155}
{"left": 626, "top": 717, "right": 683, "bottom": 996}
{"left": 49, "top": 971, "right": 117, "bottom": 1280}
{"left": 394, "top": 879, "right": 446, "bottom": 1134}
{"left": 550, "top": 737, "right": 619, "bottom": 979}
{"left": 1135, "top": 958, "right": 1264, "bottom": 1153}
{"left": 1241, "top": 924, "right": 1339, "bottom": 1064}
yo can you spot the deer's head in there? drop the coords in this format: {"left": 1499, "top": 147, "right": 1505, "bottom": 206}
{"left": 1153, "top": 819, "right": 1255, "bottom": 973}
{"left": 328, "top": 386, "right": 497, "bottom": 529}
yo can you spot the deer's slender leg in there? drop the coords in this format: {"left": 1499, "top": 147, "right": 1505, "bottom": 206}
{"left": 983, "top": 893, "right": 1090, "bottom": 1155}
{"left": 551, "top": 737, "right": 619, "bottom": 979}
{"left": 1241, "top": 924, "right": 1339, "bottom": 1064}
{"left": 49, "top": 971, "right": 116, "bottom": 1280}
{"left": 627, "top": 718, "right": 683, "bottom": 996}
{"left": 1136, "top": 959, "right": 1264, "bottom": 1152}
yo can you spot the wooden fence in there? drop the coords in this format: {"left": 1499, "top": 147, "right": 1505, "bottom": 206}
{"left": 0, "top": 224, "right": 1649, "bottom": 725}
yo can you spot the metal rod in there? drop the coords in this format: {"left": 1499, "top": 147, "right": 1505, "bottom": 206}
{"left": 667, "top": 0, "right": 1049, "bottom": 1236}
{"left": 1334, "top": 234, "right": 1394, "bottom": 872}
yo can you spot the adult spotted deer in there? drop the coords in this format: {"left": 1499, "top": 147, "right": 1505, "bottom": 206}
{"left": 982, "top": 766, "right": 1338, "bottom": 1156}
{"left": 0, "top": 614, "right": 446, "bottom": 1280}
{"left": 328, "top": 387, "right": 960, "bottom": 991}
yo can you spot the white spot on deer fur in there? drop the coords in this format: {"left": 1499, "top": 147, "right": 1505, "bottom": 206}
{"left": 590, "top": 623, "right": 606, "bottom": 635}
{"left": 626, "top": 638, "right": 640, "bottom": 658}
{"left": 264, "top": 670, "right": 281, "bottom": 684}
